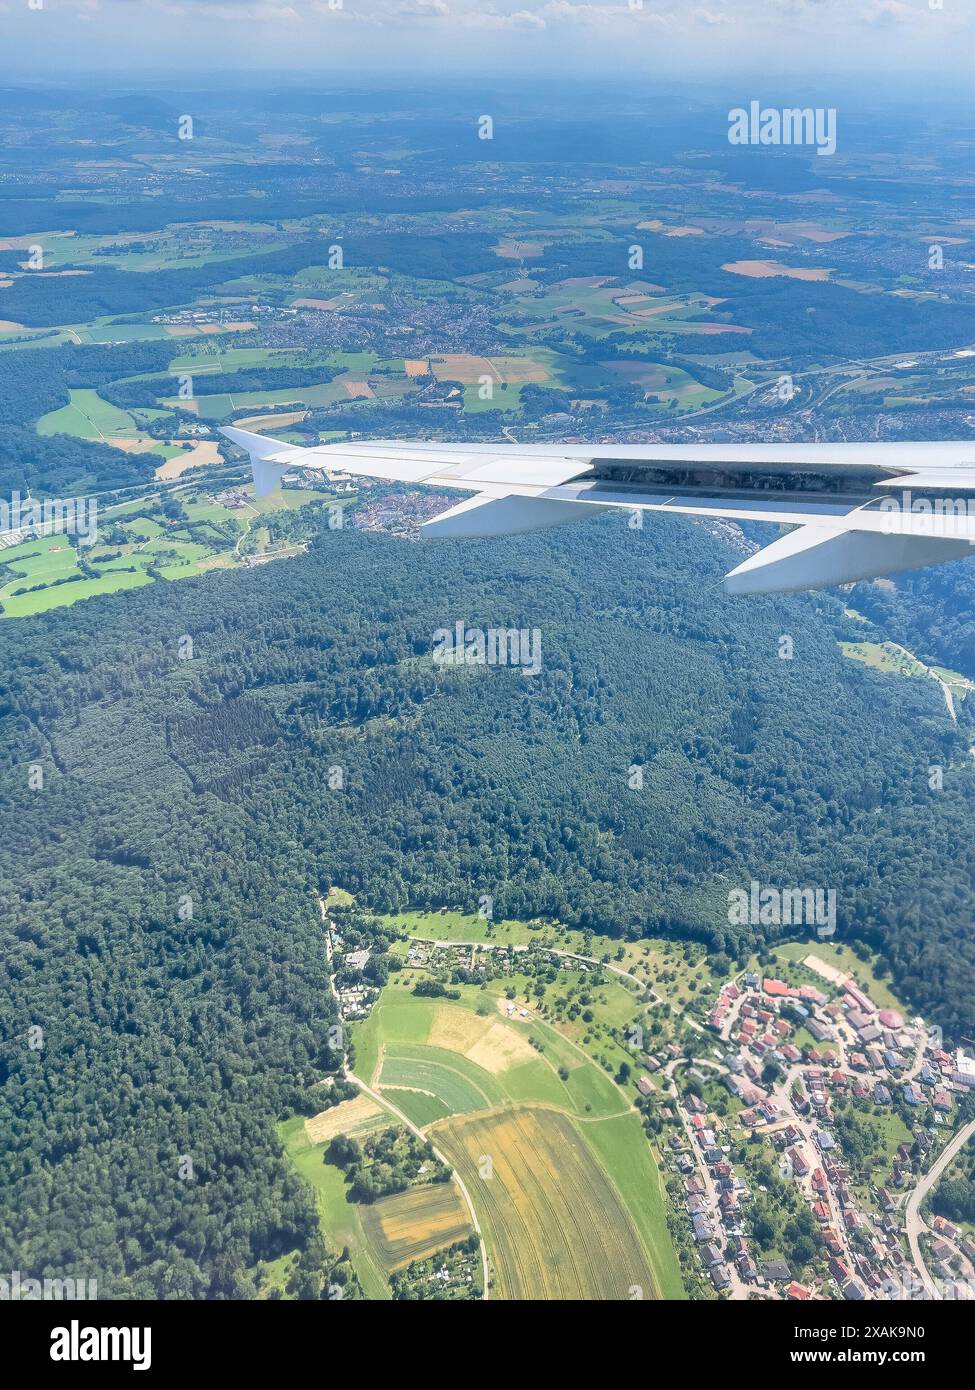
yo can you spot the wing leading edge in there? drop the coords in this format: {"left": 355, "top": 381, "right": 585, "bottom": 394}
{"left": 220, "top": 427, "right": 975, "bottom": 595}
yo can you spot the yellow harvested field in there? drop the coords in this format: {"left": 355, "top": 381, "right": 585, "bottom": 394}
{"left": 435, "top": 1106, "right": 657, "bottom": 1300}
{"left": 343, "top": 380, "right": 375, "bottom": 398}
{"left": 428, "top": 354, "right": 548, "bottom": 386}
{"left": 106, "top": 437, "right": 156, "bottom": 453}
{"left": 559, "top": 276, "right": 611, "bottom": 288}
{"left": 153, "top": 442, "right": 223, "bottom": 478}
{"left": 488, "top": 356, "right": 549, "bottom": 384}
{"left": 785, "top": 224, "right": 849, "bottom": 242}
{"left": 467, "top": 1021, "right": 536, "bottom": 1074}
{"left": 292, "top": 296, "right": 345, "bottom": 311}
{"left": 495, "top": 240, "right": 545, "bottom": 259}
{"left": 303, "top": 1093, "right": 383, "bottom": 1144}
{"left": 404, "top": 358, "right": 430, "bottom": 377}
{"left": 637, "top": 219, "right": 703, "bottom": 237}
{"left": 360, "top": 1181, "right": 473, "bottom": 1271}
{"left": 426, "top": 1005, "right": 535, "bottom": 1074}
{"left": 429, "top": 354, "right": 500, "bottom": 384}
{"left": 426, "top": 1005, "right": 488, "bottom": 1054}
{"left": 165, "top": 322, "right": 256, "bottom": 337}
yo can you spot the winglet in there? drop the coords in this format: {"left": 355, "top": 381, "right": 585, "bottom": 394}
{"left": 220, "top": 425, "right": 300, "bottom": 498}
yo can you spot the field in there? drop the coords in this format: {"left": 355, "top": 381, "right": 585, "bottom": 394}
{"left": 355, "top": 988, "right": 626, "bottom": 1119}
{"left": 433, "top": 1106, "right": 659, "bottom": 1300}
{"left": 359, "top": 1181, "right": 473, "bottom": 1271}
{"left": 36, "top": 388, "right": 166, "bottom": 442}
{"left": 0, "top": 482, "right": 338, "bottom": 619}
{"left": 380, "top": 1049, "right": 498, "bottom": 1113}
{"left": 771, "top": 940, "right": 907, "bottom": 1015}
{"left": 278, "top": 1114, "right": 391, "bottom": 1300}
{"left": 383, "top": 909, "right": 711, "bottom": 1076}
{"left": 0, "top": 534, "right": 155, "bottom": 617}
{"left": 303, "top": 1092, "right": 385, "bottom": 1144}
{"left": 281, "top": 1096, "right": 476, "bottom": 1296}
{"left": 839, "top": 640, "right": 925, "bottom": 677}
{"left": 350, "top": 983, "right": 685, "bottom": 1299}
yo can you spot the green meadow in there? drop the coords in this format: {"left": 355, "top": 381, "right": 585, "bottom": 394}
{"left": 346, "top": 980, "right": 684, "bottom": 1300}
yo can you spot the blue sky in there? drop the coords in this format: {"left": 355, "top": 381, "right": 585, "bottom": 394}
{"left": 1, "top": 0, "right": 972, "bottom": 78}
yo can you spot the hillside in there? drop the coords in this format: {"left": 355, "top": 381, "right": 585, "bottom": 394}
{"left": 2, "top": 508, "right": 975, "bottom": 1295}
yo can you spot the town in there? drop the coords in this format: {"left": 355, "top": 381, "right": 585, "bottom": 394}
{"left": 663, "top": 957, "right": 975, "bottom": 1300}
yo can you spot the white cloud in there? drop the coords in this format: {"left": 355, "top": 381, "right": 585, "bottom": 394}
{"left": 6, "top": 0, "right": 974, "bottom": 72}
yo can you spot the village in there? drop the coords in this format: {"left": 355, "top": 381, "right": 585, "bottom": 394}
{"left": 662, "top": 955, "right": 975, "bottom": 1301}
{"left": 320, "top": 894, "right": 975, "bottom": 1303}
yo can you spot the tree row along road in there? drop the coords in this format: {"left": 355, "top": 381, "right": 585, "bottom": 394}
{"left": 345, "top": 1067, "right": 491, "bottom": 1301}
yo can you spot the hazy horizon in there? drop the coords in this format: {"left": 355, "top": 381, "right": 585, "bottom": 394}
{"left": 2, "top": 0, "right": 973, "bottom": 80}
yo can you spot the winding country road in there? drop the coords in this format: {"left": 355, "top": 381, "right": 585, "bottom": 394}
{"left": 344, "top": 1068, "right": 491, "bottom": 1300}
{"left": 886, "top": 641, "right": 962, "bottom": 723}
{"left": 905, "top": 1117, "right": 975, "bottom": 1298}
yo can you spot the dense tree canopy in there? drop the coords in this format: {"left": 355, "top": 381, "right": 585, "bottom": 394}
{"left": 2, "top": 505, "right": 974, "bottom": 1294}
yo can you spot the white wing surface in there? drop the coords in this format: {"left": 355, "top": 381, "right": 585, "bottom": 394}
{"left": 221, "top": 427, "right": 975, "bottom": 595}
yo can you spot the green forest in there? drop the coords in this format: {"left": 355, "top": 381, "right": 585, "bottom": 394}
{"left": 2, "top": 501, "right": 975, "bottom": 1297}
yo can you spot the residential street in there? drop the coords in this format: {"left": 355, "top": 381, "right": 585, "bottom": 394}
{"left": 905, "top": 1117, "right": 975, "bottom": 1298}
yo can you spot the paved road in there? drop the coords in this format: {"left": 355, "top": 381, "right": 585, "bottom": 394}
{"left": 885, "top": 641, "right": 974, "bottom": 724}
{"left": 345, "top": 1068, "right": 491, "bottom": 1300}
{"left": 321, "top": 902, "right": 490, "bottom": 1298}
{"left": 905, "top": 1117, "right": 975, "bottom": 1298}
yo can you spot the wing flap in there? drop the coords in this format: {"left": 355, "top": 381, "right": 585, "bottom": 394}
{"left": 724, "top": 524, "right": 974, "bottom": 595}
{"left": 422, "top": 490, "right": 608, "bottom": 538}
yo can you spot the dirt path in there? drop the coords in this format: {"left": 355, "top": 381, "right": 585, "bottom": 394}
{"left": 886, "top": 641, "right": 959, "bottom": 722}
{"left": 425, "top": 1096, "right": 632, "bottom": 1133}
{"left": 345, "top": 1068, "right": 491, "bottom": 1300}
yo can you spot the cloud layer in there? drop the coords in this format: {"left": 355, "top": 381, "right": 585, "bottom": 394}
{"left": 3, "top": 0, "right": 972, "bottom": 75}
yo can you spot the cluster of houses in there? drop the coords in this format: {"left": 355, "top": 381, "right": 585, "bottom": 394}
{"left": 925, "top": 1215, "right": 975, "bottom": 1284}
{"left": 669, "top": 1085, "right": 752, "bottom": 1293}
{"left": 662, "top": 959, "right": 975, "bottom": 1299}
{"left": 404, "top": 939, "right": 499, "bottom": 974}
{"left": 406, "top": 934, "right": 509, "bottom": 978}
{"left": 334, "top": 944, "right": 378, "bottom": 1019}
{"left": 709, "top": 965, "right": 970, "bottom": 1121}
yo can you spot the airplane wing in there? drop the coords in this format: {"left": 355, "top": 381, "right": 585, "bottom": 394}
{"left": 220, "top": 426, "right": 975, "bottom": 595}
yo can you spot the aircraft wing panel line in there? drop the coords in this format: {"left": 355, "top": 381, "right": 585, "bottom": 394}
{"left": 218, "top": 426, "right": 975, "bottom": 592}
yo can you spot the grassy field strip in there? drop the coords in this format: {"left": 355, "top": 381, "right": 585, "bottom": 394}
{"left": 379, "top": 1087, "right": 453, "bottom": 1128}
{"left": 380, "top": 1049, "right": 496, "bottom": 1113}
{"left": 278, "top": 1115, "right": 390, "bottom": 1300}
